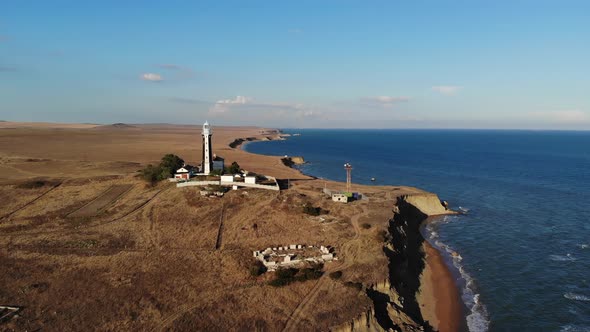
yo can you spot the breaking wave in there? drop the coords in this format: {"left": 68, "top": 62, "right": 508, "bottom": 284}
{"left": 561, "top": 325, "right": 590, "bottom": 332}
{"left": 564, "top": 292, "right": 590, "bottom": 302}
{"left": 424, "top": 217, "right": 489, "bottom": 332}
{"left": 549, "top": 254, "right": 577, "bottom": 262}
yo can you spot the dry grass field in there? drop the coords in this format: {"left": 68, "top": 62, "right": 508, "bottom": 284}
{"left": 0, "top": 122, "right": 424, "bottom": 331}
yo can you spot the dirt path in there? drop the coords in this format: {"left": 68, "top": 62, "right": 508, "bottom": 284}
{"left": 7, "top": 186, "right": 171, "bottom": 237}
{"left": 67, "top": 184, "right": 133, "bottom": 218}
{"left": 0, "top": 182, "right": 62, "bottom": 221}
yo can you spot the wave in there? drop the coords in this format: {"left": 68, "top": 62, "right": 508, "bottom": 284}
{"left": 577, "top": 244, "right": 589, "bottom": 249}
{"left": 423, "top": 225, "right": 489, "bottom": 332}
{"left": 564, "top": 292, "right": 590, "bottom": 302}
{"left": 561, "top": 325, "right": 590, "bottom": 332}
{"left": 458, "top": 206, "right": 470, "bottom": 214}
{"left": 549, "top": 254, "right": 577, "bottom": 262}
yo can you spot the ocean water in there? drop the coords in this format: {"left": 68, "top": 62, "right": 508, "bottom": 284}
{"left": 244, "top": 129, "right": 590, "bottom": 332}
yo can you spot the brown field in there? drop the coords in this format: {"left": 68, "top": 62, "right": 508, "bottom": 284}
{"left": 0, "top": 122, "right": 426, "bottom": 331}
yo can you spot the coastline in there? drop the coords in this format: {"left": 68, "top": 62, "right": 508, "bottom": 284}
{"left": 420, "top": 241, "right": 463, "bottom": 332}
{"left": 235, "top": 131, "right": 464, "bottom": 331}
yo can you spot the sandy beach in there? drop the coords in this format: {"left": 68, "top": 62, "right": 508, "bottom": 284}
{"left": 419, "top": 241, "right": 463, "bottom": 332}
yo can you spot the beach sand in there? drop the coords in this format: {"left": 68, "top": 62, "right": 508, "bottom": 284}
{"left": 419, "top": 241, "right": 463, "bottom": 332}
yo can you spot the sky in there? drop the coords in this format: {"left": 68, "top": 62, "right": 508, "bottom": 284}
{"left": 1, "top": 1, "right": 589, "bottom": 129}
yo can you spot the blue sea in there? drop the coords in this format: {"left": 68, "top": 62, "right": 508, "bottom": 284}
{"left": 245, "top": 129, "right": 590, "bottom": 332}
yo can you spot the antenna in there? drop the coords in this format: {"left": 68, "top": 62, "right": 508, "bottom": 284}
{"left": 344, "top": 163, "right": 352, "bottom": 192}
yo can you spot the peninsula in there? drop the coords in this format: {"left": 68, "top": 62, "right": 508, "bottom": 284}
{"left": 0, "top": 122, "right": 462, "bottom": 331}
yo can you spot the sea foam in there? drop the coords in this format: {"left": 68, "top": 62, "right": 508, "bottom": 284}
{"left": 424, "top": 219, "right": 490, "bottom": 332}
{"left": 561, "top": 324, "right": 590, "bottom": 332}
{"left": 564, "top": 292, "right": 590, "bottom": 302}
{"left": 549, "top": 254, "right": 577, "bottom": 262}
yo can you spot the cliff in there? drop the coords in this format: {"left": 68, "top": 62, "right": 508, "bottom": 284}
{"left": 333, "top": 193, "right": 452, "bottom": 332}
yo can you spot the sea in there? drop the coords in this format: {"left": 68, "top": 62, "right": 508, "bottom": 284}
{"left": 244, "top": 129, "right": 590, "bottom": 332}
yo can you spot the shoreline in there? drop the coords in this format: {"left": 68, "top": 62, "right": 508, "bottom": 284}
{"left": 421, "top": 241, "right": 463, "bottom": 332}
{"left": 232, "top": 129, "right": 465, "bottom": 331}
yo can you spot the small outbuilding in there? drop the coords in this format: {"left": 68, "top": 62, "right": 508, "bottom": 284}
{"left": 174, "top": 165, "right": 194, "bottom": 180}
{"left": 332, "top": 193, "right": 348, "bottom": 203}
{"left": 245, "top": 176, "right": 257, "bottom": 184}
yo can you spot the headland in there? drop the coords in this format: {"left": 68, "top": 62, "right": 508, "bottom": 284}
{"left": 0, "top": 122, "right": 462, "bottom": 331}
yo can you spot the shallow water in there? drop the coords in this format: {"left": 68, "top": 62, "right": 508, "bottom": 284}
{"left": 245, "top": 129, "right": 590, "bottom": 331}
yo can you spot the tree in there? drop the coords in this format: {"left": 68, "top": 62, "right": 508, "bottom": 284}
{"left": 140, "top": 164, "right": 164, "bottom": 184}
{"left": 160, "top": 154, "right": 184, "bottom": 177}
{"left": 228, "top": 161, "right": 241, "bottom": 174}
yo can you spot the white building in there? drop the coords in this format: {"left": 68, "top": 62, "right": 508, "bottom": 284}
{"left": 332, "top": 193, "right": 348, "bottom": 203}
{"left": 202, "top": 121, "right": 213, "bottom": 175}
{"left": 244, "top": 176, "right": 257, "bottom": 184}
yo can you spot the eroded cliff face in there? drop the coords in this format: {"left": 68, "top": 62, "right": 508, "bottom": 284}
{"left": 333, "top": 193, "right": 451, "bottom": 332}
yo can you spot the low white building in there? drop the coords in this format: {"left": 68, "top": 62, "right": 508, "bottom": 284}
{"left": 245, "top": 176, "right": 257, "bottom": 184}
{"left": 332, "top": 193, "right": 348, "bottom": 203}
{"left": 220, "top": 175, "right": 234, "bottom": 182}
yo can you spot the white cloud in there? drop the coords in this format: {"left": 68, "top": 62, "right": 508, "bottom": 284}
{"left": 141, "top": 73, "right": 163, "bottom": 82}
{"left": 361, "top": 96, "right": 410, "bottom": 107}
{"left": 217, "top": 95, "right": 252, "bottom": 105}
{"left": 432, "top": 85, "right": 461, "bottom": 95}
{"left": 528, "top": 110, "right": 588, "bottom": 124}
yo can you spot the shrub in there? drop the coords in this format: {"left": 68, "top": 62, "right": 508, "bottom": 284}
{"left": 225, "top": 161, "right": 241, "bottom": 174}
{"left": 361, "top": 223, "right": 372, "bottom": 229}
{"left": 329, "top": 271, "right": 343, "bottom": 280}
{"left": 17, "top": 180, "right": 47, "bottom": 189}
{"left": 344, "top": 281, "right": 363, "bottom": 291}
{"left": 249, "top": 260, "right": 267, "bottom": 277}
{"left": 302, "top": 203, "right": 322, "bottom": 216}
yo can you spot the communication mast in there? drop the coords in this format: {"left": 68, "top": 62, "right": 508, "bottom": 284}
{"left": 344, "top": 163, "right": 352, "bottom": 192}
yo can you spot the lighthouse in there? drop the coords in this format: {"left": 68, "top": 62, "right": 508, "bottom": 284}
{"left": 202, "top": 121, "right": 213, "bottom": 175}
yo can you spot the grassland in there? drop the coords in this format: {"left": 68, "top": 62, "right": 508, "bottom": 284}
{"left": 0, "top": 122, "right": 425, "bottom": 331}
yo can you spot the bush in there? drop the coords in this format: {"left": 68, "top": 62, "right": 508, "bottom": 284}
{"left": 269, "top": 265, "right": 325, "bottom": 287}
{"left": 361, "top": 223, "right": 372, "bottom": 229}
{"left": 17, "top": 180, "right": 47, "bottom": 189}
{"left": 329, "top": 271, "right": 343, "bottom": 280}
{"left": 344, "top": 281, "right": 363, "bottom": 291}
{"left": 249, "top": 260, "right": 267, "bottom": 277}
{"left": 210, "top": 169, "right": 223, "bottom": 176}
{"left": 302, "top": 203, "right": 322, "bottom": 216}
{"left": 225, "top": 161, "right": 241, "bottom": 174}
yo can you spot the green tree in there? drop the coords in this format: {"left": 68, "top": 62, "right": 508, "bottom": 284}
{"left": 160, "top": 154, "right": 184, "bottom": 177}
{"left": 227, "top": 161, "right": 241, "bottom": 174}
{"left": 140, "top": 164, "right": 164, "bottom": 184}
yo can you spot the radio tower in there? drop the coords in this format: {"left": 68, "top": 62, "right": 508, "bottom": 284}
{"left": 344, "top": 163, "right": 352, "bottom": 192}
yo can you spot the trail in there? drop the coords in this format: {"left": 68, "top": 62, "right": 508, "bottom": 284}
{"left": 0, "top": 182, "right": 62, "bottom": 221}
{"left": 6, "top": 186, "right": 171, "bottom": 237}
{"left": 214, "top": 201, "right": 226, "bottom": 250}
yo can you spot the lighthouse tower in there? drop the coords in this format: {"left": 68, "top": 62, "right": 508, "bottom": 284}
{"left": 202, "top": 121, "right": 213, "bottom": 175}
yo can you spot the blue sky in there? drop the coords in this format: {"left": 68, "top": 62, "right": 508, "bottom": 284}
{"left": 1, "top": 1, "right": 589, "bottom": 129}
